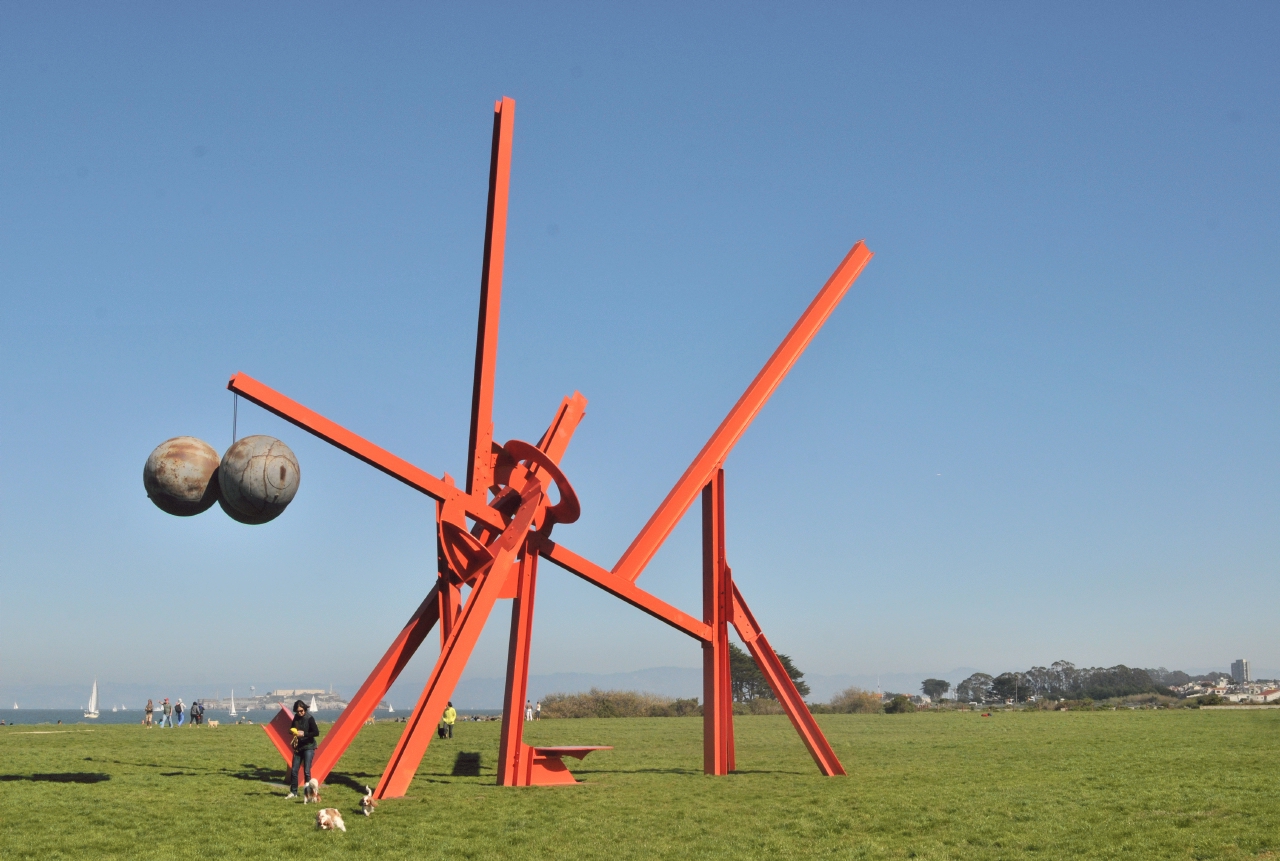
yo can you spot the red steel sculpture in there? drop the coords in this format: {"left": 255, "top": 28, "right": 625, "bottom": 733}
{"left": 234, "top": 97, "right": 873, "bottom": 797}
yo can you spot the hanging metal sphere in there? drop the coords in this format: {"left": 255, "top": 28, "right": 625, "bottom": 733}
{"left": 143, "top": 437, "right": 221, "bottom": 516}
{"left": 217, "top": 435, "right": 300, "bottom": 525}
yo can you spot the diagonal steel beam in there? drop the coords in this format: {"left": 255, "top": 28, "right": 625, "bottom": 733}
{"left": 612, "top": 240, "right": 873, "bottom": 583}
{"left": 226, "top": 372, "right": 506, "bottom": 532}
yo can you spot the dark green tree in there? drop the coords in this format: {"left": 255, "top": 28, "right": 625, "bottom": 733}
{"left": 884, "top": 694, "right": 915, "bottom": 714}
{"left": 921, "top": 678, "right": 950, "bottom": 701}
{"left": 729, "top": 643, "right": 810, "bottom": 701}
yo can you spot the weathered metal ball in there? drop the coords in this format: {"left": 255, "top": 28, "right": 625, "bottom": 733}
{"left": 143, "top": 437, "right": 221, "bottom": 516}
{"left": 217, "top": 435, "right": 300, "bottom": 525}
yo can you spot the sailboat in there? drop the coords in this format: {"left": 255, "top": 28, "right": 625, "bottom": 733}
{"left": 13, "top": 702, "right": 18, "bottom": 710}
{"left": 112, "top": 705, "right": 118, "bottom": 713}
{"left": 387, "top": 704, "right": 395, "bottom": 714}
{"left": 229, "top": 690, "right": 237, "bottom": 717}
{"left": 309, "top": 695, "right": 319, "bottom": 713}
{"left": 84, "top": 679, "right": 100, "bottom": 719}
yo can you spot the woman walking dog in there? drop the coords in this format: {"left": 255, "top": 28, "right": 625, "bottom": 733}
{"left": 285, "top": 699, "right": 320, "bottom": 799}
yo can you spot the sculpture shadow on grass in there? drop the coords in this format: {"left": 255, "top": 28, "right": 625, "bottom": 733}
{"left": 0, "top": 772, "right": 111, "bottom": 783}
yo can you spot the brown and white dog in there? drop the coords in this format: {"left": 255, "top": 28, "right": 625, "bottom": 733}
{"left": 360, "top": 786, "right": 378, "bottom": 817}
{"left": 315, "top": 808, "right": 346, "bottom": 832}
{"left": 302, "top": 778, "right": 321, "bottom": 805}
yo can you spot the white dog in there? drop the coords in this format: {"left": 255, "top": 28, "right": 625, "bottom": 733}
{"left": 302, "top": 778, "right": 321, "bottom": 805}
{"left": 207, "top": 720, "right": 219, "bottom": 728}
{"left": 360, "top": 785, "right": 378, "bottom": 817}
{"left": 316, "top": 807, "right": 346, "bottom": 832}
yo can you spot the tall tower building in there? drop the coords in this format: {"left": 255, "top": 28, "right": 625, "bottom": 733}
{"left": 1231, "top": 659, "right": 1250, "bottom": 684}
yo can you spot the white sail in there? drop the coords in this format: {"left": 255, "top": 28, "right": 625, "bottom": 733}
{"left": 13, "top": 702, "right": 18, "bottom": 709}
{"left": 112, "top": 705, "right": 118, "bottom": 713}
{"left": 229, "top": 690, "right": 237, "bottom": 717}
{"left": 388, "top": 704, "right": 395, "bottom": 713}
{"left": 84, "top": 679, "right": 99, "bottom": 718}
{"left": 309, "top": 696, "right": 319, "bottom": 712}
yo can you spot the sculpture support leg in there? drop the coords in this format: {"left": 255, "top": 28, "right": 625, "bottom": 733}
{"left": 497, "top": 547, "right": 538, "bottom": 785}
{"left": 309, "top": 584, "right": 441, "bottom": 783}
{"left": 731, "top": 583, "right": 846, "bottom": 776}
{"left": 702, "top": 470, "right": 734, "bottom": 775}
{"left": 375, "top": 545, "right": 522, "bottom": 798}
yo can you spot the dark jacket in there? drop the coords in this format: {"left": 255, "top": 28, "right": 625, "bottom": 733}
{"left": 291, "top": 713, "right": 320, "bottom": 751}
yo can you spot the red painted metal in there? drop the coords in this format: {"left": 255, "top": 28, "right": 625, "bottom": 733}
{"left": 218, "top": 96, "right": 867, "bottom": 796}
{"left": 496, "top": 548, "right": 538, "bottom": 785}
{"left": 612, "top": 240, "right": 873, "bottom": 584}
{"left": 702, "top": 469, "right": 734, "bottom": 775}
{"left": 263, "top": 705, "right": 295, "bottom": 765}
{"left": 309, "top": 587, "right": 441, "bottom": 782}
{"left": 467, "top": 97, "right": 515, "bottom": 499}
{"left": 731, "top": 582, "right": 846, "bottom": 777}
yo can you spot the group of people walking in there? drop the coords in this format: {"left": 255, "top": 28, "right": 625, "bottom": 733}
{"left": 142, "top": 697, "right": 205, "bottom": 727}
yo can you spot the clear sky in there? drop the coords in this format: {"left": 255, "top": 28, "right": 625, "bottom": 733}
{"left": 2, "top": 3, "right": 1278, "bottom": 702}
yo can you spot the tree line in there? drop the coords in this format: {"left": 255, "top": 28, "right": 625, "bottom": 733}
{"left": 949, "top": 661, "right": 1186, "bottom": 704}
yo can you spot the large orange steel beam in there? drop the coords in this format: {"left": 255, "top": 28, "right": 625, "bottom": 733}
{"left": 612, "top": 241, "right": 873, "bottom": 583}
{"left": 309, "top": 585, "right": 442, "bottom": 783}
{"left": 226, "top": 372, "right": 506, "bottom": 532}
{"left": 496, "top": 548, "right": 538, "bottom": 785}
{"left": 376, "top": 480, "right": 543, "bottom": 799}
{"left": 702, "top": 470, "right": 734, "bottom": 775}
{"left": 466, "top": 96, "right": 516, "bottom": 498}
{"left": 731, "top": 583, "right": 845, "bottom": 776}
{"left": 532, "top": 536, "right": 712, "bottom": 642}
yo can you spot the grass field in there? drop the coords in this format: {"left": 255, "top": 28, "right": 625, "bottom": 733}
{"left": 2, "top": 710, "right": 1278, "bottom": 860}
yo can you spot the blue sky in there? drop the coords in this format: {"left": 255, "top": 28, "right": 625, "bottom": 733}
{"left": 2, "top": 3, "right": 1277, "bottom": 703}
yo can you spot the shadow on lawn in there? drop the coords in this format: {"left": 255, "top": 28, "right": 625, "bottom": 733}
{"left": 227, "top": 763, "right": 289, "bottom": 783}
{"left": 1, "top": 772, "right": 111, "bottom": 783}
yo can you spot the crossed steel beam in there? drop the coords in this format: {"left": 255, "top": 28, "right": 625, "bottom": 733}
{"left": 236, "top": 96, "right": 873, "bottom": 798}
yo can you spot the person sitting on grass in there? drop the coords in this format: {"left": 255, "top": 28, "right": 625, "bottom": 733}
{"left": 285, "top": 700, "right": 320, "bottom": 799}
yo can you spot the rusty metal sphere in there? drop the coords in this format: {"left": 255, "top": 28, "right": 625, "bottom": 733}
{"left": 217, "top": 435, "right": 300, "bottom": 525}
{"left": 143, "top": 436, "right": 221, "bottom": 516}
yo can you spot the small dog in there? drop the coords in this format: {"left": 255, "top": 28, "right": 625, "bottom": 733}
{"left": 207, "top": 720, "right": 219, "bottom": 728}
{"left": 360, "top": 785, "right": 378, "bottom": 817}
{"left": 316, "top": 807, "right": 346, "bottom": 832}
{"left": 303, "top": 777, "right": 321, "bottom": 804}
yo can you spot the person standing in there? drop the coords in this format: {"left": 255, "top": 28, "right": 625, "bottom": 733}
{"left": 161, "top": 698, "right": 173, "bottom": 728}
{"left": 442, "top": 702, "right": 457, "bottom": 739}
{"left": 525, "top": 700, "right": 533, "bottom": 721}
{"left": 285, "top": 700, "right": 320, "bottom": 799}
{"left": 174, "top": 699, "right": 185, "bottom": 727}
{"left": 534, "top": 701, "right": 541, "bottom": 720}
{"left": 144, "top": 699, "right": 154, "bottom": 728}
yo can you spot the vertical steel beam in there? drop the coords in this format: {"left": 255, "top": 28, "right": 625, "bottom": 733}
{"left": 612, "top": 241, "right": 873, "bottom": 583}
{"left": 731, "top": 583, "right": 846, "bottom": 776}
{"left": 309, "top": 585, "right": 441, "bottom": 783}
{"left": 702, "top": 469, "right": 735, "bottom": 775}
{"left": 466, "top": 96, "right": 516, "bottom": 498}
{"left": 496, "top": 547, "right": 538, "bottom": 785}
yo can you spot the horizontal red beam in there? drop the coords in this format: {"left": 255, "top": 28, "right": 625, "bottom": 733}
{"left": 227, "top": 372, "right": 506, "bottom": 531}
{"left": 612, "top": 241, "right": 873, "bottom": 583}
{"left": 533, "top": 537, "right": 713, "bottom": 642}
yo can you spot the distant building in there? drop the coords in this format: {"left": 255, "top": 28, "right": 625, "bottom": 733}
{"left": 1231, "top": 659, "right": 1251, "bottom": 684}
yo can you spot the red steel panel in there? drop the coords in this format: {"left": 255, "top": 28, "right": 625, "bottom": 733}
{"left": 375, "top": 479, "right": 543, "bottom": 799}
{"left": 309, "top": 586, "right": 441, "bottom": 783}
{"left": 496, "top": 549, "right": 538, "bottom": 785}
{"left": 533, "top": 536, "right": 713, "bottom": 642}
{"left": 226, "top": 372, "right": 507, "bottom": 532}
{"left": 731, "top": 583, "right": 846, "bottom": 776}
{"left": 263, "top": 705, "right": 295, "bottom": 766}
{"left": 612, "top": 241, "right": 873, "bottom": 583}
{"left": 702, "top": 471, "right": 734, "bottom": 775}
{"left": 467, "top": 96, "right": 516, "bottom": 498}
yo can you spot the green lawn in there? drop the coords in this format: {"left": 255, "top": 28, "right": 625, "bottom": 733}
{"left": 1, "top": 710, "right": 1277, "bottom": 859}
